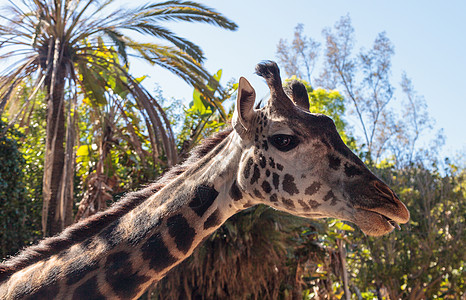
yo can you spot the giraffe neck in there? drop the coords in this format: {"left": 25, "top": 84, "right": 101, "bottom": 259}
{"left": 1, "top": 132, "right": 250, "bottom": 299}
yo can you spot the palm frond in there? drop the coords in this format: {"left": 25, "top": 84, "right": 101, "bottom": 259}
{"left": 0, "top": 16, "right": 35, "bottom": 37}
{"left": 0, "top": 56, "right": 39, "bottom": 114}
{"left": 63, "top": 0, "right": 110, "bottom": 43}
{"left": 126, "top": 23, "right": 204, "bottom": 62}
{"left": 134, "top": 0, "right": 237, "bottom": 31}
{"left": 1, "top": 72, "right": 47, "bottom": 134}
{"left": 125, "top": 77, "right": 178, "bottom": 165}
{"left": 4, "top": 0, "right": 36, "bottom": 29}
{"left": 128, "top": 42, "right": 219, "bottom": 99}
{"left": 103, "top": 29, "right": 128, "bottom": 66}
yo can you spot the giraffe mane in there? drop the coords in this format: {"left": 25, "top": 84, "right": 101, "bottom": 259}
{"left": 0, "top": 128, "right": 233, "bottom": 283}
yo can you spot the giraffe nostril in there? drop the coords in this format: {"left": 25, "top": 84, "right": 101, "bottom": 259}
{"left": 372, "top": 181, "right": 398, "bottom": 203}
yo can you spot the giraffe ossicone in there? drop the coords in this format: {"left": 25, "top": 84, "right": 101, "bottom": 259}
{"left": 0, "top": 61, "right": 409, "bottom": 299}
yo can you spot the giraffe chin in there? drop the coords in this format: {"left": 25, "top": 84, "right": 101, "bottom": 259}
{"left": 352, "top": 209, "right": 398, "bottom": 237}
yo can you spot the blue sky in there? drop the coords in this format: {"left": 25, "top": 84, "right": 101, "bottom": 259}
{"left": 128, "top": 0, "right": 465, "bottom": 160}
{"left": 1, "top": 0, "right": 464, "bottom": 159}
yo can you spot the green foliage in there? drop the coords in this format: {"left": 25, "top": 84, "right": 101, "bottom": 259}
{"left": 0, "top": 120, "right": 40, "bottom": 258}
{"left": 75, "top": 85, "right": 165, "bottom": 202}
{"left": 13, "top": 81, "right": 47, "bottom": 214}
{"left": 346, "top": 163, "right": 466, "bottom": 299}
{"left": 177, "top": 69, "right": 237, "bottom": 158}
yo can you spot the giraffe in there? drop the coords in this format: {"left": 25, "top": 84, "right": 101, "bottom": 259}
{"left": 0, "top": 61, "right": 409, "bottom": 299}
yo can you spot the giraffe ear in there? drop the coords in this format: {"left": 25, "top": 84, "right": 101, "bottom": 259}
{"left": 284, "top": 80, "right": 310, "bottom": 111}
{"left": 233, "top": 77, "right": 256, "bottom": 132}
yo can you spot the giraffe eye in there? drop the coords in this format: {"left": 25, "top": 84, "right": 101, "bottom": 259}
{"left": 269, "top": 134, "right": 299, "bottom": 152}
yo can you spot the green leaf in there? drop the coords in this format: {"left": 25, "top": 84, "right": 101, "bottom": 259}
{"left": 76, "top": 145, "right": 90, "bottom": 157}
{"left": 114, "top": 77, "right": 130, "bottom": 99}
{"left": 192, "top": 89, "right": 207, "bottom": 114}
{"left": 78, "top": 64, "right": 107, "bottom": 106}
{"left": 213, "top": 69, "right": 222, "bottom": 82}
{"left": 332, "top": 220, "right": 354, "bottom": 232}
{"left": 134, "top": 75, "right": 147, "bottom": 84}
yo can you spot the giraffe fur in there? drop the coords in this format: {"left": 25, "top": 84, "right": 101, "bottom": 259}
{"left": 0, "top": 61, "right": 409, "bottom": 299}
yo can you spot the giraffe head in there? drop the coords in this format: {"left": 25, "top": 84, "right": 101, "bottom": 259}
{"left": 232, "top": 61, "right": 409, "bottom": 236}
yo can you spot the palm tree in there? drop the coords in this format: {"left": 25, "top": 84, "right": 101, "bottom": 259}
{"left": 0, "top": 0, "right": 237, "bottom": 236}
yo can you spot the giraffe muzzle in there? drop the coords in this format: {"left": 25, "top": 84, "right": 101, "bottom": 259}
{"left": 347, "top": 179, "right": 410, "bottom": 236}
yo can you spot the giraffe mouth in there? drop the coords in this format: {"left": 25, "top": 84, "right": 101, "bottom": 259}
{"left": 381, "top": 214, "right": 401, "bottom": 230}
{"left": 352, "top": 206, "right": 408, "bottom": 236}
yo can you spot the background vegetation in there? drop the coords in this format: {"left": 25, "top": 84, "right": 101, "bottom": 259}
{"left": 0, "top": 2, "right": 464, "bottom": 299}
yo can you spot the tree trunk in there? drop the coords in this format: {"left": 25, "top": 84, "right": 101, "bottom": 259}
{"left": 42, "top": 71, "right": 67, "bottom": 237}
{"left": 292, "top": 261, "right": 303, "bottom": 300}
{"left": 337, "top": 238, "right": 351, "bottom": 300}
{"left": 62, "top": 97, "right": 77, "bottom": 227}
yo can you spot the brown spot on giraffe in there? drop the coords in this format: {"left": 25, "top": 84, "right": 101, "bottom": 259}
{"left": 72, "top": 275, "right": 104, "bottom": 300}
{"left": 204, "top": 209, "right": 221, "bottom": 230}
{"left": 253, "top": 189, "right": 264, "bottom": 199}
{"left": 327, "top": 154, "right": 341, "bottom": 170}
{"left": 141, "top": 233, "right": 176, "bottom": 272}
{"left": 229, "top": 180, "right": 243, "bottom": 201}
{"left": 344, "top": 163, "right": 363, "bottom": 177}
{"left": 298, "top": 200, "right": 310, "bottom": 211}
{"left": 262, "top": 139, "right": 269, "bottom": 151}
{"left": 272, "top": 172, "right": 280, "bottom": 190}
{"left": 323, "top": 191, "right": 339, "bottom": 206}
{"left": 308, "top": 199, "right": 321, "bottom": 208}
{"left": 127, "top": 210, "right": 162, "bottom": 246}
{"left": 305, "top": 182, "right": 321, "bottom": 196}
{"left": 281, "top": 198, "right": 295, "bottom": 208}
{"left": 243, "top": 202, "right": 254, "bottom": 208}
{"left": 259, "top": 154, "right": 267, "bottom": 168}
{"left": 98, "top": 219, "right": 122, "bottom": 248}
{"left": 269, "top": 157, "right": 276, "bottom": 168}
{"left": 250, "top": 164, "right": 261, "bottom": 184}
{"left": 167, "top": 214, "right": 196, "bottom": 254}
{"left": 243, "top": 157, "right": 254, "bottom": 179}
{"left": 282, "top": 174, "right": 299, "bottom": 196}
{"left": 105, "top": 251, "right": 149, "bottom": 298}
{"left": 261, "top": 180, "right": 272, "bottom": 194}
{"left": 189, "top": 185, "right": 219, "bottom": 217}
